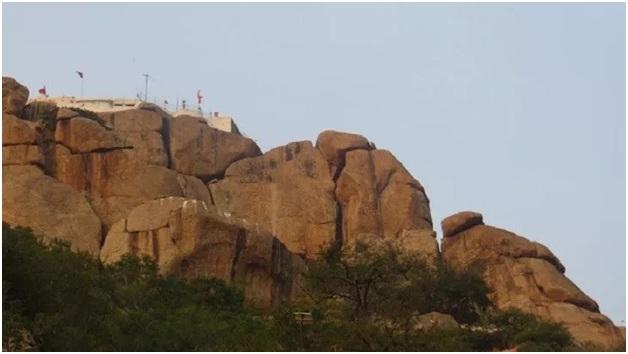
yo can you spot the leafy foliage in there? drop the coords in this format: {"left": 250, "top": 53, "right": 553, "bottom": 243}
{"left": 2, "top": 223, "right": 594, "bottom": 351}
{"left": 2, "top": 223, "right": 272, "bottom": 351}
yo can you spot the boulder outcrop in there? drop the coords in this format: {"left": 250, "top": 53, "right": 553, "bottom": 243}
{"left": 169, "top": 115, "right": 261, "bottom": 180}
{"left": 2, "top": 76, "right": 620, "bottom": 345}
{"left": 441, "top": 211, "right": 624, "bottom": 348}
{"left": 2, "top": 165, "right": 102, "bottom": 255}
{"left": 55, "top": 117, "right": 131, "bottom": 153}
{"left": 209, "top": 141, "right": 338, "bottom": 258}
{"left": 315, "top": 129, "right": 371, "bottom": 178}
{"left": 3, "top": 113, "right": 37, "bottom": 145}
{"left": 335, "top": 149, "right": 432, "bottom": 245}
{"left": 100, "top": 197, "right": 300, "bottom": 306}
{"left": 2, "top": 145, "right": 44, "bottom": 166}
{"left": 2, "top": 77, "right": 29, "bottom": 117}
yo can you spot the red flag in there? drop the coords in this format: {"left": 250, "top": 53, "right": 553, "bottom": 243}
{"left": 196, "top": 90, "right": 203, "bottom": 104}
{"left": 38, "top": 86, "right": 47, "bottom": 95}
{"left": 76, "top": 71, "right": 83, "bottom": 78}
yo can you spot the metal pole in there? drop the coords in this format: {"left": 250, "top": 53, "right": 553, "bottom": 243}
{"left": 81, "top": 78, "right": 84, "bottom": 99}
{"left": 143, "top": 73, "right": 150, "bottom": 102}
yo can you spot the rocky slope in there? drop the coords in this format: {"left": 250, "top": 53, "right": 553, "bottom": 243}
{"left": 2, "top": 77, "right": 623, "bottom": 348}
{"left": 441, "top": 211, "right": 625, "bottom": 348}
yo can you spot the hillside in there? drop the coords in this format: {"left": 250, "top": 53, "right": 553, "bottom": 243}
{"left": 2, "top": 76, "right": 625, "bottom": 350}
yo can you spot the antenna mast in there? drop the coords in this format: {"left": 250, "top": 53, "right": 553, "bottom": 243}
{"left": 142, "top": 73, "right": 152, "bottom": 102}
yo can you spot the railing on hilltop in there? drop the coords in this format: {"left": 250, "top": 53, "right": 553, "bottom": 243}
{"left": 142, "top": 96, "right": 213, "bottom": 118}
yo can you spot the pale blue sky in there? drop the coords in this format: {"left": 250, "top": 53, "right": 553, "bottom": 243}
{"left": 3, "top": 3, "right": 625, "bottom": 323}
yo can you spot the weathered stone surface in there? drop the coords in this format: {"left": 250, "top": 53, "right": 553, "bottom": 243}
{"left": 100, "top": 197, "right": 299, "bottom": 307}
{"left": 2, "top": 114, "right": 37, "bottom": 145}
{"left": 541, "top": 302, "right": 624, "bottom": 349}
{"left": 441, "top": 211, "right": 484, "bottom": 237}
{"left": 55, "top": 117, "right": 131, "bottom": 153}
{"left": 413, "top": 312, "right": 459, "bottom": 331}
{"left": 56, "top": 107, "right": 79, "bottom": 120}
{"left": 2, "top": 145, "right": 43, "bottom": 166}
{"left": 532, "top": 241, "right": 565, "bottom": 273}
{"left": 2, "top": 165, "right": 102, "bottom": 255}
{"left": 397, "top": 229, "right": 440, "bottom": 262}
{"left": 22, "top": 101, "right": 58, "bottom": 126}
{"left": 176, "top": 173, "right": 213, "bottom": 209}
{"left": 209, "top": 141, "right": 337, "bottom": 258}
{"left": 108, "top": 109, "right": 163, "bottom": 133}
{"left": 441, "top": 215, "right": 623, "bottom": 349}
{"left": 121, "top": 131, "right": 168, "bottom": 166}
{"left": 52, "top": 146, "right": 184, "bottom": 230}
{"left": 169, "top": 115, "right": 261, "bottom": 179}
{"left": 315, "top": 130, "right": 371, "bottom": 177}
{"left": 2, "top": 77, "right": 29, "bottom": 117}
{"left": 125, "top": 197, "right": 187, "bottom": 232}
{"left": 518, "top": 257, "right": 598, "bottom": 311}
{"left": 336, "top": 149, "right": 432, "bottom": 246}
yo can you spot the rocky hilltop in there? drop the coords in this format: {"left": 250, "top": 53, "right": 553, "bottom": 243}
{"left": 2, "top": 77, "right": 624, "bottom": 348}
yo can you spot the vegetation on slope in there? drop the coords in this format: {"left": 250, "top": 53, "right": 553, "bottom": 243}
{"left": 2, "top": 223, "right": 589, "bottom": 351}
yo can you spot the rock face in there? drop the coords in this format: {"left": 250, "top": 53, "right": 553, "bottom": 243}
{"left": 55, "top": 117, "right": 132, "bottom": 153}
{"left": 2, "top": 145, "right": 44, "bottom": 166}
{"left": 2, "top": 78, "right": 620, "bottom": 346}
{"left": 441, "top": 211, "right": 624, "bottom": 348}
{"left": 207, "top": 131, "right": 438, "bottom": 261}
{"left": 100, "top": 109, "right": 168, "bottom": 166}
{"left": 100, "top": 197, "right": 299, "bottom": 306}
{"left": 335, "top": 148, "right": 433, "bottom": 245}
{"left": 3, "top": 113, "right": 37, "bottom": 145}
{"left": 2, "top": 165, "right": 102, "bottom": 255}
{"left": 2, "top": 77, "right": 29, "bottom": 117}
{"left": 315, "top": 130, "right": 370, "bottom": 178}
{"left": 209, "top": 141, "right": 338, "bottom": 258}
{"left": 441, "top": 211, "right": 483, "bottom": 237}
{"left": 169, "top": 115, "right": 262, "bottom": 180}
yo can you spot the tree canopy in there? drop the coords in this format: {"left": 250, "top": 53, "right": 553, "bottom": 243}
{"left": 3, "top": 223, "right": 600, "bottom": 351}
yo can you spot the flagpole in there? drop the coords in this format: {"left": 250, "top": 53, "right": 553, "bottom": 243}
{"left": 81, "top": 78, "right": 84, "bottom": 99}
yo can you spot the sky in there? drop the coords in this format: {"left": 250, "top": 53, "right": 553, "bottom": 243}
{"left": 3, "top": 3, "right": 626, "bottom": 324}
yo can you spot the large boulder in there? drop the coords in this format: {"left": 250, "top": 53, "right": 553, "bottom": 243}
{"left": 176, "top": 173, "right": 213, "bottom": 209}
{"left": 55, "top": 117, "right": 131, "bottom": 153}
{"left": 315, "top": 130, "right": 371, "bottom": 177}
{"left": 2, "top": 165, "right": 102, "bottom": 255}
{"left": 441, "top": 211, "right": 624, "bottom": 349}
{"left": 100, "top": 197, "right": 300, "bottom": 307}
{"left": 441, "top": 211, "right": 483, "bottom": 237}
{"left": 209, "top": 141, "right": 337, "bottom": 259}
{"left": 2, "top": 113, "right": 37, "bottom": 145}
{"left": 100, "top": 109, "right": 168, "bottom": 166}
{"left": 51, "top": 146, "right": 186, "bottom": 230}
{"left": 169, "top": 115, "right": 261, "bottom": 180}
{"left": 2, "top": 77, "right": 29, "bottom": 117}
{"left": 2, "top": 145, "right": 43, "bottom": 166}
{"left": 335, "top": 149, "right": 432, "bottom": 245}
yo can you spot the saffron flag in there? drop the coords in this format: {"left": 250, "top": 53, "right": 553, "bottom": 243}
{"left": 197, "top": 90, "right": 203, "bottom": 104}
{"left": 76, "top": 71, "right": 84, "bottom": 78}
{"left": 38, "top": 86, "right": 47, "bottom": 95}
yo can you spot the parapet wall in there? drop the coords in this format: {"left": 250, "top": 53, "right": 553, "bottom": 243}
{"left": 30, "top": 96, "right": 239, "bottom": 134}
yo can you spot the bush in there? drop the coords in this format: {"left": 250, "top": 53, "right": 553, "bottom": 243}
{"left": 1, "top": 223, "right": 276, "bottom": 351}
